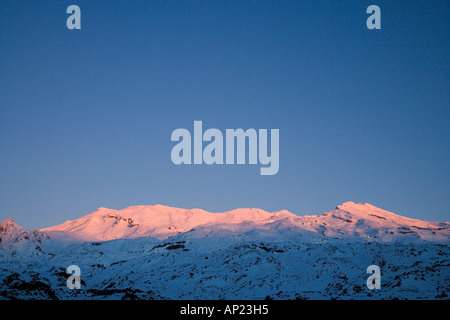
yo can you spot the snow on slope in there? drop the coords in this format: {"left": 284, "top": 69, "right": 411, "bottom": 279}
{"left": 40, "top": 205, "right": 298, "bottom": 241}
{"left": 0, "top": 218, "right": 49, "bottom": 254}
{"left": 40, "top": 202, "right": 450, "bottom": 243}
{"left": 297, "top": 202, "right": 450, "bottom": 242}
{"left": 1, "top": 202, "right": 449, "bottom": 300}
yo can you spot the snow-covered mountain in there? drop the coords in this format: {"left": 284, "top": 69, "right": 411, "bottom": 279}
{"left": 40, "top": 201, "right": 450, "bottom": 243}
{"left": 0, "top": 218, "right": 49, "bottom": 255}
{"left": 40, "top": 205, "right": 295, "bottom": 241}
{"left": 0, "top": 202, "right": 449, "bottom": 300}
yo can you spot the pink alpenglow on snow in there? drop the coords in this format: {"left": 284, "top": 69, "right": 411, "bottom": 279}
{"left": 40, "top": 202, "right": 450, "bottom": 243}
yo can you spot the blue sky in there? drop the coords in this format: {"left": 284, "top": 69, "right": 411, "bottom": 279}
{"left": 0, "top": 0, "right": 449, "bottom": 229}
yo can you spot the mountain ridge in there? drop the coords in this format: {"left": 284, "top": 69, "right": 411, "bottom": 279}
{"left": 0, "top": 218, "right": 49, "bottom": 253}
{"left": 33, "top": 201, "right": 450, "bottom": 243}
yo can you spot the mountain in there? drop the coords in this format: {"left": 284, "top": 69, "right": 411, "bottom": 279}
{"left": 40, "top": 201, "right": 450, "bottom": 243}
{"left": 40, "top": 205, "right": 296, "bottom": 241}
{"left": 0, "top": 218, "right": 49, "bottom": 254}
{"left": 0, "top": 202, "right": 449, "bottom": 300}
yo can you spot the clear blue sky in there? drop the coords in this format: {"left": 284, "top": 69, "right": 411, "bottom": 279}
{"left": 1, "top": 0, "right": 448, "bottom": 229}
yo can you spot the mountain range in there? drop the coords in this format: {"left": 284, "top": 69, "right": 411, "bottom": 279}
{"left": 38, "top": 201, "right": 450, "bottom": 243}
{"left": 0, "top": 202, "right": 448, "bottom": 300}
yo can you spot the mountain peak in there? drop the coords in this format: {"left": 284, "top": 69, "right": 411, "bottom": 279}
{"left": 1, "top": 217, "right": 17, "bottom": 225}
{"left": 338, "top": 200, "right": 358, "bottom": 207}
{"left": 341, "top": 202, "right": 409, "bottom": 220}
{"left": 96, "top": 207, "right": 110, "bottom": 211}
{"left": 337, "top": 201, "right": 374, "bottom": 211}
{"left": 0, "top": 217, "right": 25, "bottom": 235}
{"left": 0, "top": 218, "right": 49, "bottom": 251}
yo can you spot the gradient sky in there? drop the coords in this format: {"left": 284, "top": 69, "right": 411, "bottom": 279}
{"left": 1, "top": 0, "right": 449, "bottom": 229}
